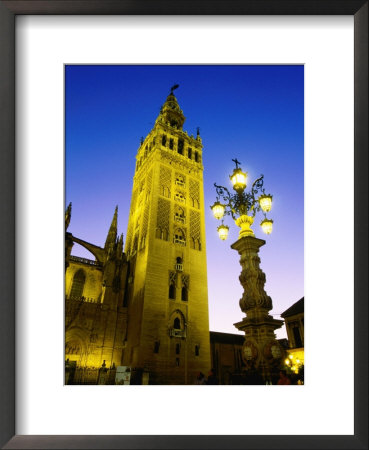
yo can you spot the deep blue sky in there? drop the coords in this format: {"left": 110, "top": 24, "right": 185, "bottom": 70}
{"left": 66, "top": 65, "right": 304, "bottom": 338}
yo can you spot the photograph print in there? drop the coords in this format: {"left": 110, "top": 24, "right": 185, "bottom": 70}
{"left": 65, "top": 65, "right": 304, "bottom": 385}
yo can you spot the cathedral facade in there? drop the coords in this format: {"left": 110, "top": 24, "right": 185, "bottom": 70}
{"left": 65, "top": 90, "right": 211, "bottom": 384}
{"left": 65, "top": 207, "right": 129, "bottom": 382}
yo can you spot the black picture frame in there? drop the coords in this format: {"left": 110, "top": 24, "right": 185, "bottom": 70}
{"left": 0, "top": 1, "right": 367, "bottom": 449}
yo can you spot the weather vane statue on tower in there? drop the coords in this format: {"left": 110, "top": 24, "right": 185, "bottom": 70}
{"left": 170, "top": 84, "right": 179, "bottom": 94}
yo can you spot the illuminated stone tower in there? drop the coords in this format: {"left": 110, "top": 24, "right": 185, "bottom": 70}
{"left": 123, "top": 87, "right": 211, "bottom": 384}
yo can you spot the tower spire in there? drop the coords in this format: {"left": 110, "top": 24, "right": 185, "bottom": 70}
{"left": 155, "top": 88, "right": 185, "bottom": 130}
{"left": 104, "top": 205, "right": 118, "bottom": 250}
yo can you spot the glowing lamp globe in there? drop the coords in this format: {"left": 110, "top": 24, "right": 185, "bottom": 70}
{"left": 210, "top": 201, "right": 225, "bottom": 220}
{"left": 259, "top": 194, "right": 273, "bottom": 212}
{"left": 230, "top": 168, "right": 247, "bottom": 193}
{"left": 217, "top": 224, "right": 229, "bottom": 241}
{"left": 260, "top": 218, "right": 273, "bottom": 235}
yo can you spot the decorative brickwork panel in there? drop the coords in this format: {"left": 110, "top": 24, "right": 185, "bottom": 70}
{"left": 156, "top": 197, "right": 170, "bottom": 241}
{"left": 169, "top": 271, "right": 177, "bottom": 287}
{"left": 140, "top": 169, "right": 152, "bottom": 249}
{"left": 141, "top": 206, "right": 149, "bottom": 249}
{"left": 146, "top": 169, "right": 153, "bottom": 201}
{"left": 190, "top": 210, "right": 201, "bottom": 250}
{"left": 189, "top": 178, "right": 200, "bottom": 209}
{"left": 159, "top": 165, "right": 171, "bottom": 198}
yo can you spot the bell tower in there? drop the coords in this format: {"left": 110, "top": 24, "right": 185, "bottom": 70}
{"left": 123, "top": 87, "right": 211, "bottom": 384}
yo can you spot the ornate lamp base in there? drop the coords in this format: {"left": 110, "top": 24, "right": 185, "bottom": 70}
{"left": 235, "top": 214, "right": 255, "bottom": 238}
{"left": 231, "top": 235, "right": 284, "bottom": 383}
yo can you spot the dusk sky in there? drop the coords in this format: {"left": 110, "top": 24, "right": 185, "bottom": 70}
{"left": 65, "top": 65, "right": 304, "bottom": 339}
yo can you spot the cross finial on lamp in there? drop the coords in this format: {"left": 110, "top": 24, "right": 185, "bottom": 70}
{"left": 232, "top": 158, "right": 241, "bottom": 169}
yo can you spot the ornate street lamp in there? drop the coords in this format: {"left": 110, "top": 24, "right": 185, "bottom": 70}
{"left": 210, "top": 158, "right": 284, "bottom": 383}
{"left": 210, "top": 158, "right": 274, "bottom": 240}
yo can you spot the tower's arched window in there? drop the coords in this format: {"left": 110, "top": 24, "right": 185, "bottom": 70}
{"left": 190, "top": 238, "right": 196, "bottom": 249}
{"left": 190, "top": 237, "right": 201, "bottom": 251}
{"left": 195, "top": 345, "right": 200, "bottom": 356}
{"left": 162, "top": 186, "right": 170, "bottom": 198}
{"left": 169, "top": 283, "right": 176, "bottom": 300}
{"left": 174, "top": 228, "right": 186, "bottom": 246}
{"left": 175, "top": 256, "right": 183, "bottom": 272}
{"left": 177, "top": 139, "right": 184, "bottom": 155}
{"left": 181, "top": 286, "right": 188, "bottom": 302}
{"left": 175, "top": 175, "right": 185, "bottom": 187}
{"left": 188, "top": 148, "right": 192, "bottom": 159}
{"left": 70, "top": 269, "right": 86, "bottom": 299}
{"left": 194, "top": 151, "right": 199, "bottom": 162}
{"left": 176, "top": 343, "right": 180, "bottom": 354}
{"left": 169, "top": 138, "right": 174, "bottom": 150}
{"left": 162, "top": 135, "right": 167, "bottom": 146}
{"left": 168, "top": 271, "right": 177, "bottom": 300}
{"left": 175, "top": 192, "right": 185, "bottom": 204}
{"left": 173, "top": 317, "right": 181, "bottom": 329}
{"left": 174, "top": 205, "right": 185, "bottom": 224}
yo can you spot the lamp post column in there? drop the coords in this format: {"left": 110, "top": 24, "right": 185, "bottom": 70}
{"left": 231, "top": 235, "right": 284, "bottom": 382}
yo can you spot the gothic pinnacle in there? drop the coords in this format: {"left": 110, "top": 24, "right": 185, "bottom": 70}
{"left": 104, "top": 205, "right": 118, "bottom": 250}
{"left": 117, "top": 233, "right": 124, "bottom": 257}
{"left": 65, "top": 202, "right": 72, "bottom": 230}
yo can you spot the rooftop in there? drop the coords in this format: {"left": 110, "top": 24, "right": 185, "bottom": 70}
{"left": 281, "top": 297, "right": 304, "bottom": 318}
